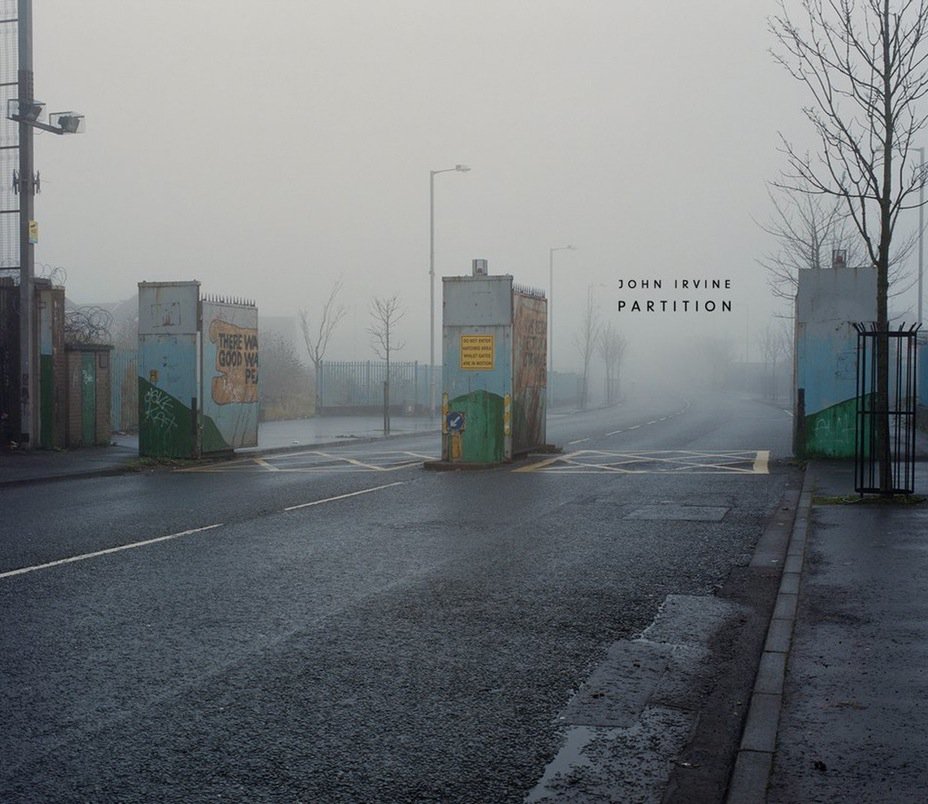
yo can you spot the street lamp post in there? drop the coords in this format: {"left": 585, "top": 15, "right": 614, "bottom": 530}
{"left": 916, "top": 147, "right": 925, "bottom": 324}
{"left": 429, "top": 164, "right": 470, "bottom": 416}
{"left": 548, "top": 244, "right": 575, "bottom": 408}
{"left": 8, "top": 0, "right": 84, "bottom": 448}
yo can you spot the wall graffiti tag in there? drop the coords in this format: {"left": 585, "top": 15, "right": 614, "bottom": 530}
{"left": 143, "top": 386, "right": 178, "bottom": 431}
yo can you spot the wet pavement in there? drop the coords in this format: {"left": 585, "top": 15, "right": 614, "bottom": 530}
{"left": 728, "top": 457, "right": 928, "bottom": 803}
{"left": 3, "top": 413, "right": 928, "bottom": 801}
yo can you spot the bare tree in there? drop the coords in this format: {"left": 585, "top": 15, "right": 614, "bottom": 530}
{"left": 757, "top": 319, "right": 793, "bottom": 401}
{"left": 298, "top": 281, "right": 348, "bottom": 412}
{"left": 770, "top": 0, "right": 928, "bottom": 493}
{"left": 368, "top": 296, "right": 405, "bottom": 434}
{"left": 758, "top": 185, "right": 866, "bottom": 299}
{"left": 573, "top": 288, "right": 600, "bottom": 409}
{"left": 597, "top": 322, "right": 628, "bottom": 405}
{"left": 759, "top": 184, "right": 914, "bottom": 301}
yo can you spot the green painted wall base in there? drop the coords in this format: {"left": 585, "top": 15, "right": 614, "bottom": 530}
{"left": 802, "top": 397, "right": 858, "bottom": 458}
{"left": 138, "top": 378, "right": 232, "bottom": 458}
{"left": 449, "top": 389, "right": 505, "bottom": 464}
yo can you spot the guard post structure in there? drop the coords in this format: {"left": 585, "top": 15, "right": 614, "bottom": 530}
{"left": 138, "top": 281, "right": 259, "bottom": 459}
{"left": 440, "top": 260, "right": 547, "bottom": 465}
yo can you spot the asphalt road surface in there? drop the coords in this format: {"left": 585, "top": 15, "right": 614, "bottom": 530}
{"left": 1, "top": 389, "right": 796, "bottom": 803}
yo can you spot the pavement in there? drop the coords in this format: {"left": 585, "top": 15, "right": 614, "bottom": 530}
{"left": 727, "top": 457, "right": 928, "bottom": 803}
{"left": 3, "top": 417, "right": 928, "bottom": 802}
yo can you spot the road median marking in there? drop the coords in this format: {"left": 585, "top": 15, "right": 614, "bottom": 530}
{"left": 0, "top": 524, "right": 225, "bottom": 581}
{"left": 284, "top": 481, "right": 407, "bottom": 511}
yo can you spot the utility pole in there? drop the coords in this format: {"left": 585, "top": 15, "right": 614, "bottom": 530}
{"left": 17, "top": 0, "right": 35, "bottom": 447}
{"left": 9, "top": 0, "right": 83, "bottom": 447}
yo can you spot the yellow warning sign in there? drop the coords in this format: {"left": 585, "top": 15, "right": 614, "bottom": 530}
{"left": 460, "top": 334, "right": 495, "bottom": 370}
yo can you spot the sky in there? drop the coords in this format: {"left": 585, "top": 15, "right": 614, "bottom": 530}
{"left": 20, "top": 1, "right": 848, "bottom": 366}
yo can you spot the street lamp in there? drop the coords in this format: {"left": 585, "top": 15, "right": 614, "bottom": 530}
{"left": 548, "top": 244, "right": 575, "bottom": 408}
{"left": 429, "top": 164, "right": 470, "bottom": 415}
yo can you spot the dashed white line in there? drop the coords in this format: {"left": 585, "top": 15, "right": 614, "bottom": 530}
{"left": 284, "top": 481, "right": 406, "bottom": 511}
{"left": 628, "top": 425, "right": 641, "bottom": 430}
{"left": 568, "top": 438, "right": 591, "bottom": 445}
{"left": 0, "top": 524, "right": 225, "bottom": 581}
{"left": 606, "top": 429, "right": 624, "bottom": 436}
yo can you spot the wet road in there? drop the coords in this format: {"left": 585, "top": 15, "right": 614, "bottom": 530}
{"left": 1, "top": 390, "right": 795, "bottom": 802}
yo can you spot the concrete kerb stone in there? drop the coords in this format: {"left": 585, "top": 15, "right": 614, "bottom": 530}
{"left": 726, "top": 476, "right": 814, "bottom": 803}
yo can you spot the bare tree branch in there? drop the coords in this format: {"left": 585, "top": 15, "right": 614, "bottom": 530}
{"left": 573, "top": 288, "right": 600, "bottom": 409}
{"left": 298, "top": 280, "right": 348, "bottom": 374}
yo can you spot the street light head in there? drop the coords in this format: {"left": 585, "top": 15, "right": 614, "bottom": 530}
{"left": 455, "top": 164, "right": 471, "bottom": 172}
{"left": 49, "top": 111, "right": 85, "bottom": 134}
{"left": 7, "top": 98, "right": 45, "bottom": 123}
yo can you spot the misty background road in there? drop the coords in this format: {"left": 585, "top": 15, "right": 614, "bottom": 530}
{"left": 1, "top": 391, "right": 794, "bottom": 802}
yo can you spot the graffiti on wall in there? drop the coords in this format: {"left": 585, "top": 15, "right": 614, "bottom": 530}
{"left": 208, "top": 319, "right": 259, "bottom": 405}
{"left": 142, "top": 385, "right": 178, "bottom": 432}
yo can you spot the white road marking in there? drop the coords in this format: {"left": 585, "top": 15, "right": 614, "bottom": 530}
{"left": 0, "top": 524, "right": 225, "bottom": 581}
{"left": 753, "top": 450, "right": 770, "bottom": 474}
{"left": 568, "top": 438, "right": 591, "bottom": 445}
{"left": 284, "top": 481, "right": 406, "bottom": 511}
{"left": 254, "top": 458, "right": 280, "bottom": 471}
{"left": 627, "top": 425, "right": 641, "bottom": 430}
{"left": 517, "top": 449, "right": 769, "bottom": 475}
{"left": 606, "top": 429, "right": 624, "bottom": 436}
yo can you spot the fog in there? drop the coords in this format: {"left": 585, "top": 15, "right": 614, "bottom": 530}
{"left": 27, "top": 1, "right": 823, "bottom": 374}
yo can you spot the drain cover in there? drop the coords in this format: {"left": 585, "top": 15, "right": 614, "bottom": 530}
{"left": 625, "top": 505, "right": 729, "bottom": 522}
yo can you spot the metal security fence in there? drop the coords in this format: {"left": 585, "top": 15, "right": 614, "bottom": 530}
{"left": 854, "top": 324, "right": 920, "bottom": 495}
{"left": 318, "top": 361, "right": 437, "bottom": 414}
{"left": 111, "top": 347, "right": 138, "bottom": 432}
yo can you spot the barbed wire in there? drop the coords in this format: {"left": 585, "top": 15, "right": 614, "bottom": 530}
{"left": 65, "top": 305, "right": 113, "bottom": 344}
{"left": 36, "top": 263, "right": 68, "bottom": 285}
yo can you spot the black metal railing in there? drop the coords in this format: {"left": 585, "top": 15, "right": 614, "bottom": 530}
{"left": 854, "top": 323, "right": 920, "bottom": 494}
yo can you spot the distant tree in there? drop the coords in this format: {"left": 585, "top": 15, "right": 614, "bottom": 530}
{"left": 770, "top": 0, "right": 928, "bottom": 492}
{"left": 259, "top": 334, "right": 313, "bottom": 421}
{"left": 597, "top": 322, "right": 628, "bottom": 405}
{"left": 573, "top": 288, "right": 600, "bottom": 409}
{"left": 368, "top": 296, "right": 405, "bottom": 434}
{"left": 298, "top": 281, "right": 348, "bottom": 411}
{"left": 757, "top": 320, "right": 792, "bottom": 400}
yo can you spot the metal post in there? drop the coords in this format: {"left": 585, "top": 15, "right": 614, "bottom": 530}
{"left": 17, "top": 0, "right": 35, "bottom": 447}
{"left": 918, "top": 147, "right": 924, "bottom": 324}
{"left": 547, "top": 245, "right": 575, "bottom": 409}
{"left": 428, "top": 165, "right": 469, "bottom": 417}
{"left": 548, "top": 248, "right": 553, "bottom": 408}
{"left": 429, "top": 170, "right": 435, "bottom": 416}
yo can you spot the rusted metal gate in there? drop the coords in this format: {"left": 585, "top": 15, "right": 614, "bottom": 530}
{"left": 854, "top": 323, "right": 920, "bottom": 494}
